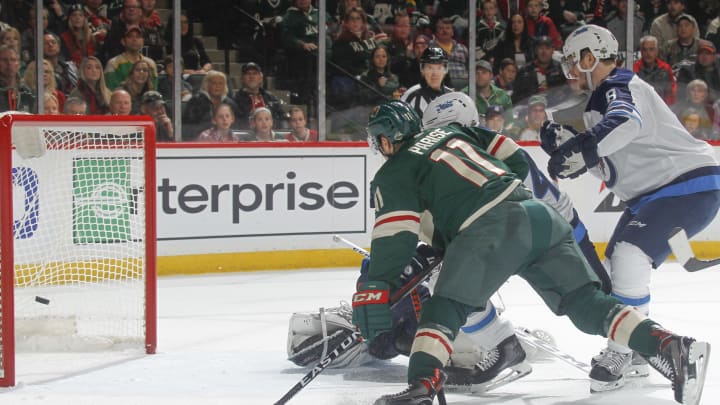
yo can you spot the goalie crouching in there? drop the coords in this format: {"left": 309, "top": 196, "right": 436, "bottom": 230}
{"left": 286, "top": 243, "right": 533, "bottom": 393}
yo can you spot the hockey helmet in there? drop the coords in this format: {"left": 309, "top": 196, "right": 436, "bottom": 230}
{"left": 561, "top": 24, "right": 618, "bottom": 83}
{"left": 422, "top": 92, "right": 480, "bottom": 128}
{"left": 367, "top": 100, "right": 422, "bottom": 152}
{"left": 420, "top": 46, "right": 448, "bottom": 66}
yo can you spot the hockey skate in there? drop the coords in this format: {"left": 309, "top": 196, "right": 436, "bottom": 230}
{"left": 444, "top": 334, "right": 532, "bottom": 394}
{"left": 641, "top": 335, "right": 711, "bottom": 405}
{"left": 589, "top": 348, "right": 633, "bottom": 393}
{"left": 374, "top": 368, "right": 447, "bottom": 405}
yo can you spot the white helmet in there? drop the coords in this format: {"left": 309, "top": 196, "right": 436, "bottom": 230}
{"left": 561, "top": 25, "right": 618, "bottom": 88}
{"left": 422, "top": 92, "right": 479, "bottom": 128}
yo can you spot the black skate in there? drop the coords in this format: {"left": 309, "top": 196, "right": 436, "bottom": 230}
{"left": 374, "top": 369, "right": 447, "bottom": 405}
{"left": 589, "top": 348, "right": 632, "bottom": 393}
{"left": 445, "top": 335, "right": 532, "bottom": 393}
{"left": 641, "top": 334, "right": 711, "bottom": 405}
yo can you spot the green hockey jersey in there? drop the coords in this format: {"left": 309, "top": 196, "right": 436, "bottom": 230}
{"left": 368, "top": 123, "right": 529, "bottom": 285}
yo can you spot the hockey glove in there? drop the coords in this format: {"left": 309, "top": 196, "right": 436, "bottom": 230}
{"left": 539, "top": 120, "right": 579, "bottom": 154}
{"left": 352, "top": 281, "right": 393, "bottom": 343}
{"left": 547, "top": 131, "right": 600, "bottom": 179}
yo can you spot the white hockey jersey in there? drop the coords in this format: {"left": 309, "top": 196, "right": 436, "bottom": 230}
{"left": 582, "top": 68, "right": 720, "bottom": 203}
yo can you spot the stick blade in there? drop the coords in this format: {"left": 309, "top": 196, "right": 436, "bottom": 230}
{"left": 668, "top": 227, "right": 720, "bottom": 272}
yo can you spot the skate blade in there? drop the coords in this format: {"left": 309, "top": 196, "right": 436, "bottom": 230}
{"left": 682, "top": 341, "right": 711, "bottom": 405}
{"left": 468, "top": 362, "right": 533, "bottom": 394}
{"left": 626, "top": 363, "right": 650, "bottom": 378}
{"left": 590, "top": 375, "right": 625, "bottom": 394}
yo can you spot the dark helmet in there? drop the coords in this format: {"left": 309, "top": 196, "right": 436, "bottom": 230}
{"left": 367, "top": 101, "right": 422, "bottom": 151}
{"left": 420, "top": 47, "right": 448, "bottom": 66}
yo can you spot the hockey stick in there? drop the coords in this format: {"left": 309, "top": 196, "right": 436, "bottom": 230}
{"left": 668, "top": 227, "right": 720, "bottom": 272}
{"left": 274, "top": 258, "right": 444, "bottom": 405}
{"left": 332, "top": 234, "right": 370, "bottom": 257}
{"left": 514, "top": 327, "right": 591, "bottom": 374}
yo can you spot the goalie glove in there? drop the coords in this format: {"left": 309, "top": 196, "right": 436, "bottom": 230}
{"left": 547, "top": 131, "right": 600, "bottom": 179}
{"left": 539, "top": 120, "right": 578, "bottom": 155}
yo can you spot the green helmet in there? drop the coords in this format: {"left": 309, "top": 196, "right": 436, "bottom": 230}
{"left": 367, "top": 101, "right": 422, "bottom": 151}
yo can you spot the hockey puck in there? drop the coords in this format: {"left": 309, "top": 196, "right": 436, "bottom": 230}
{"left": 34, "top": 296, "right": 50, "bottom": 305}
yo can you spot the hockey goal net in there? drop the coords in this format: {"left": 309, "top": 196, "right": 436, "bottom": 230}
{"left": 0, "top": 114, "right": 157, "bottom": 387}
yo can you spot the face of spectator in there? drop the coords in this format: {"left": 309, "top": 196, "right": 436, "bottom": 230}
{"left": 500, "top": 63, "right": 517, "bottom": 83}
{"left": 476, "top": 67, "right": 493, "bottom": 88}
{"left": 683, "top": 113, "right": 700, "bottom": 132}
{"left": 372, "top": 48, "right": 388, "bottom": 69}
{"left": 344, "top": 11, "right": 364, "bottom": 34}
{"left": 640, "top": 40, "right": 659, "bottom": 64}
{"left": 110, "top": 91, "right": 132, "bottom": 115}
{"left": 69, "top": 10, "right": 86, "bottom": 29}
{"left": 83, "top": 58, "right": 103, "bottom": 81}
{"left": 141, "top": 0, "right": 156, "bottom": 12}
{"left": 295, "top": 0, "right": 311, "bottom": 13}
{"left": 422, "top": 63, "right": 446, "bottom": 90}
{"left": 667, "top": 0, "right": 685, "bottom": 18}
{"left": 180, "top": 15, "right": 189, "bottom": 35}
{"left": 252, "top": 111, "right": 274, "bottom": 135}
{"left": 536, "top": 44, "right": 554, "bottom": 65}
{"left": 43, "top": 34, "right": 61, "bottom": 57}
{"left": 0, "top": 49, "right": 20, "bottom": 81}
{"left": 212, "top": 105, "right": 235, "bottom": 131}
{"left": 393, "top": 16, "right": 411, "bottom": 41}
{"left": 130, "top": 62, "right": 150, "bottom": 84}
{"left": 482, "top": 1, "right": 497, "bottom": 19}
{"left": 241, "top": 69, "right": 263, "bottom": 92}
{"left": 45, "top": 97, "right": 60, "bottom": 114}
{"left": 290, "top": 110, "right": 306, "bottom": 131}
{"left": 123, "top": 31, "right": 145, "bottom": 52}
{"left": 486, "top": 115, "right": 505, "bottom": 132}
{"left": 511, "top": 15, "right": 524, "bottom": 36}
{"left": 698, "top": 50, "right": 716, "bottom": 67}
{"left": 1, "top": 32, "right": 19, "bottom": 50}
{"left": 66, "top": 102, "right": 86, "bottom": 115}
{"left": 41, "top": 63, "right": 53, "bottom": 86}
{"left": 413, "top": 37, "right": 429, "bottom": 59}
{"left": 29, "top": 8, "right": 49, "bottom": 30}
{"left": 435, "top": 21, "right": 454, "bottom": 42}
{"left": 617, "top": 0, "right": 628, "bottom": 14}
{"left": 676, "top": 19, "right": 695, "bottom": 41}
{"left": 689, "top": 85, "right": 708, "bottom": 104}
{"left": 86, "top": 0, "right": 103, "bottom": 10}
{"left": 142, "top": 103, "right": 166, "bottom": 119}
{"left": 526, "top": 0, "right": 542, "bottom": 18}
{"left": 123, "top": 0, "right": 142, "bottom": 24}
{"left": 527, "top": 104, "right": 546, "bottom": 128}
{"left": 207, "top": 76, "right": 226, "bottom": 98}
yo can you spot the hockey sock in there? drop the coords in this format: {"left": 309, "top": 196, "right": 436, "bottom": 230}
{"left": 409, "top": 324, "right": 453, "bottom": 382}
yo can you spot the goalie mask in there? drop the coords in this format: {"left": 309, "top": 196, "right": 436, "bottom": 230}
{"left": 422, "top": 92, "right": 480, "bottom": 128}
{"left": 561, "top": 24, "right": 618, "bottom": 90}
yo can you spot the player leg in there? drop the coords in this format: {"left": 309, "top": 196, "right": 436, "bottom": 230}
{"left": 591, "top": 190, "right": 720, "bottom": 392}
{"left": 520, "top": 200, "right": 710, "bottom": 404}
{"left": 445, "top": 300, "right": 532, "bottom": 392}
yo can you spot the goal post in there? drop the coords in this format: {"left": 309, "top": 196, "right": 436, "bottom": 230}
{"left": 0, "top": 114, "right": 157, "bottom": 387}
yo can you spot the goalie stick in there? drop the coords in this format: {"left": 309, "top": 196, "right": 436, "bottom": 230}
{"left": 668, "top": 227, "right": 720, "bottom": 272}
{"left": 274, "top": 254, "right": 444, "bottom": 405}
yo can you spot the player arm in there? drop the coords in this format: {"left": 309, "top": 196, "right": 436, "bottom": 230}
{"left": 587, "top": 86, "right": 643, "bottom": 158}
{"left": 368, "top": 184, "right": 423, "bottom": 288}
{"left": 462, "top": 127, "right": 529, "bottom": 179}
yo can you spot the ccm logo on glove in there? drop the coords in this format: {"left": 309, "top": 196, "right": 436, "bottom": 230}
{"left": 352, "top": 290, "right": 389, "bottom": 305}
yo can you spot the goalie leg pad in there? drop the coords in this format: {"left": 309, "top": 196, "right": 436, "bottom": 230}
{"left": 287, "top": 303, "right": 374, "bottom": 368}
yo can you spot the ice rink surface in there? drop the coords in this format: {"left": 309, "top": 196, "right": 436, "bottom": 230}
{"left": 1, "top": 262, "right": 718, "bottom": 405}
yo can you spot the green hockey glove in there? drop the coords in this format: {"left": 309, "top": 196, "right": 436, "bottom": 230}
{"left": 352, "top": 281, "right": 393, "bottom": 343}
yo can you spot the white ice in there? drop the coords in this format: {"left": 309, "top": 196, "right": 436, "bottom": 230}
{"left": 1, "top": 262, "right": 718, "bottom": 405}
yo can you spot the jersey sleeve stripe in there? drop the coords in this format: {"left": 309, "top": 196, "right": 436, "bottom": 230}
{"left": 488, "top": 134, "right": 519, "bottom": 161}
{"left": 372, "top": 212, "right": 421, "bottom": 239}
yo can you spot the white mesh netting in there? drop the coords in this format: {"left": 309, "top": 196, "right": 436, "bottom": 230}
{"left": 7, "top": 125, "right": 149, "bottom": 353}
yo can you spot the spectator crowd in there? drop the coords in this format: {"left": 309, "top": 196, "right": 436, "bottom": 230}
{"left": 0, "top": 0, "right": 719, "bottom": 142}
